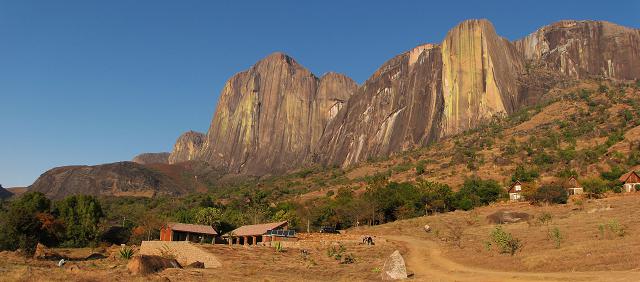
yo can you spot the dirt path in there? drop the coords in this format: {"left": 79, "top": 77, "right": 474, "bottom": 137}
{"left": 386, "top": 236, "right": 640, "bottom": 282}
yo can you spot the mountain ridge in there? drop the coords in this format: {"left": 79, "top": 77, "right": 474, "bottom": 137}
{"left": 31, "top": 18, "right": 640, "bottom": 198}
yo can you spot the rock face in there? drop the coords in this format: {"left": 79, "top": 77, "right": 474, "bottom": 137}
{"left": 29, "top": 162, "right": 187, "bottom": 199}
{"left": 132, "top": 152, "right": 170, "bottom": 165}
{"left": 320, "top": 44, "right": 444, "bottom": 167}
{"left": 142, "top": 19, "right": 639, "bottom": 178}
{"left": 197, "top": 53, "right": 356, "bottom": 174}
{"left": 441, "top": 19, "right": 524, "bottom": 135}
{"left": 514, "top": 20, "right": 640, "bottom": 80}
{"left": 168, "top": 131, "right": 205, "bottom": 164}
{"left": 158, "top": 20, "right": 640, "bottom": 175}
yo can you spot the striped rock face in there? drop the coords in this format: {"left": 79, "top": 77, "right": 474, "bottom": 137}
{"left": 166, "top": 19, "right": 640, "bottom": 173}
{"left": 514, "top": 20, "right": 640, "bottom": 81}
{"left": 168, "top": 131, "right": 205, "bottom": 164}
{"left": 196, "top": 53, "right": 356, "bottom": 174}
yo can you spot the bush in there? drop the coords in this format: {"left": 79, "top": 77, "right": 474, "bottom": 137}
{"left": 548, "top": 227, "right": 563, "bottom": 248}
{"left": 601, "top": 166, "right": 625, "bottom": 181}
{"left": 415, "top": 160, "right": 426, "bottom": 176}
{"left": 327, "top": 244, "right": 346, "bottom": 260}
{"left": 119, "top": 246, "right": 134, "bottom": 259}
{"left": 511, "top": 165, "right": 539, "bottom": 182}
{"left": 581, "top": 177, "right": 608, "bottom": 198}
{"left": 489, "top": 227, "right": 522, "bottom": 255}
{"left": 529, "top": 184, "right": 568, "bottom": 204}
{"left": 456, "top": 177, "right": 505, "bottom": 209}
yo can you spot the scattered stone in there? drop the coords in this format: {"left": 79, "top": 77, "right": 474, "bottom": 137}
{"left": 34, "top": 243, "right": 61, "bottom": 260}
{"left": 423, "top": 225, "right": 431, "bottom": 233}
{"left": 381, "top": 250, "right": 407, "bottom": 280}
{"left": 58, "top": 259, "right": 66, "bottom": 267}
{"left": 186, "top": 261, "right": 205, "bottom": 269}
{"left": 486, "top": 210, "right": 531, "bottom": 224}
{"left": 127, "top": 255, "right": 182, "bottom": 275}
{"left": 587, "top": 205, "right": 613, "bottom": 214}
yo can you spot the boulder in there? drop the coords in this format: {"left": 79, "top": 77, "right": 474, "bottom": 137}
{"left": 186, "top": 261, "right": 205, "bottom": 269}
{"left": 486, "top": 210, "right": 531, "bottom": 224}
{"left": 381, "top": 250, "right": 408, "bottom": 280}
{"left": 423, "top": 225, "right": 431, "bottom": 233}
{"left": 127, "top": 255, "right": 182, "bottom": 275}
{"left": 33, "top": 243, "right": 61, "bottom": 260}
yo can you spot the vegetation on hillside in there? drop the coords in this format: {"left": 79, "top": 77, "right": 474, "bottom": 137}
{"left": 0, "top": 80, "right": 639, "bottom": 251}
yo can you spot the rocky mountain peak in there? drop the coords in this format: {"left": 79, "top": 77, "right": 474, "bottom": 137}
{"left": 168, "top": 131, "right": 205, "bottom": 164}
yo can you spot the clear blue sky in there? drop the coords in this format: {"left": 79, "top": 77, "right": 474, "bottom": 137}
{"left": 1, "top": 0, "right": 638, "bottom": 187}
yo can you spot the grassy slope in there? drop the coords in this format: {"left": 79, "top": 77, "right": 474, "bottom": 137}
{"left": 214, "top": 79, "right": 640, "bottom": 204}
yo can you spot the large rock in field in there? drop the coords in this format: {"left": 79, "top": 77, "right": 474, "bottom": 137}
{"left": 127, "top": 255, "right": 181, "bottom": 275}
{"left": 381, "top": 250, "right": 408, "bottom": 280}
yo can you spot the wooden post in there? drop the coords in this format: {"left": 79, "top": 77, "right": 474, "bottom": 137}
{"left": 252, "top": 236, "right": 257, "bottom": 245}
{"left": 228, "top": 237, "right": 232, "bottom": 246}
{"left": 244, "top": 236, "right": 248, "bottom": 246}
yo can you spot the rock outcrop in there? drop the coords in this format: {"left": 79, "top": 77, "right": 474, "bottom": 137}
{"left": 514, "top": 20, "right": 640, "bottom": 80}
{"left": 381, "top": 250, "right": 408, "bottom": 280}
{"left": 168, "top": 131, "right": 205, "bottom": 164}
{"left": 29, "top": 162, "right": 187, "bottom": 199}
{"left": 127, "top": 19, "right": 639, "bottom": 180}
{"left": 441, "top": 19, "right": 524, "bottom": 135}
{"left": 320, "top": 44, "right": 444, "bottom": 166}
{"left": 132, "top": 153, "right": 170, "bottom": 165}
{"left": 197, "top": 53, "right": 356, "bottom": 174}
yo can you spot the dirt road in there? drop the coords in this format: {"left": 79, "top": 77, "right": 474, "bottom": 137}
{"left": 386, "top": 236, "right": 640, "bottom": 282}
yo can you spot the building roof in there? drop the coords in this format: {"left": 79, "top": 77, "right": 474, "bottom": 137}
{"left": 508, "top": 181, "right": 522, "bottom": 193}
{"left": 166, "top": 222, "right": 218, "bottom": 235}
{"left": 224, "top": 221, "right": 288, "bottom": 237}
{"left": 619, "top": 171, "right": 640, "bottom": 183}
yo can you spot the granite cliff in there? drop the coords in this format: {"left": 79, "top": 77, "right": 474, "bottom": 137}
{"left": 167, "top": 19, "right": 640, "bottom": 172}
{"left": 34, "top": 19, "right": 640, "bottom": 198}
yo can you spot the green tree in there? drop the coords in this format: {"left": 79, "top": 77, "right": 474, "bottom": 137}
{"left": 12, "top": 192, "right": 51, "bottom": 214}
{"left": 418, "top": 181, "right": 455, "bottom": 213}
{"left": 530, "top": 184, "right": 568, "bottom": 204}
{"left": 581, "top": 177, "right": 608, "bottom": 198}
{"left": 194, "top": 207, "right": 223, "bottom": 228}
{"left": 456, "top": 177, "right": 504, "bottom": 209}
{"left": 55, "top": 195, "right": 104, "bottom": 247}
{"left": 511, "top": 165, "right": 539, "bottom": 182}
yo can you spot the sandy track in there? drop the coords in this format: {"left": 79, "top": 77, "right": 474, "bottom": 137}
{"left": 386, "top": 236, "right": 640, "bottom": 282}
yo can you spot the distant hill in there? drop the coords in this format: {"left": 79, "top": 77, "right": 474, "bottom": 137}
{"left": 0, "top": 185, "right": 13, "bottom": 200}
{"left": 29, "top": 162, "right": 190, "bottom": 199}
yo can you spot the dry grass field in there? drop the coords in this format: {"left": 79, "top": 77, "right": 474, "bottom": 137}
{"left": 353, "top": 193, "right": 640, "bottom": 281}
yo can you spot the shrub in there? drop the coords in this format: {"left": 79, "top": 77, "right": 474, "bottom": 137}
{"left": 415, "top": 160, "right": 426, "bottom": 176}
{"left": 511, "top": 165, "right": 539, "bottom": 182}
{"left": 601, "top": 166, "right": 625, "bottom": 181}
{"left": 538, "top": 212, "right": 553, "bottom": 226}
{"left": 548, "top": 227, "right": 563, "bottom": 248}
{"left": 327, "top": 244, "right": 346, "bottom": 260}
{"left": 274, "top": 242, "right": 284, "bottom": 252}
{"left": 340, "top": 253, "right": 356, "bottom": 264}
{"left": 119, "top": 246, "right": 134, "bottom": 260}
{"left": 529, "top": 184, "right": 568, "bottom": 204}
{"left": 490, "top": 226, "right": 522, "bottom": 255}
{"left": 581, "top": 177, "right": 608, "bottom": 198}
{"left": 446, "top": 223, "right": 464, "bottom": 248}
{"left": 456, "top": 177, "right": 505, "bottom": 209}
